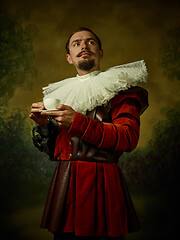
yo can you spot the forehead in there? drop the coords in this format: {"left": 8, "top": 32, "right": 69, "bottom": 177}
{"left": 69, "top": 30, "right": 97, "bottom": 44}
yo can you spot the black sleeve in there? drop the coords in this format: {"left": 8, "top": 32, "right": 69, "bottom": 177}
{"left": 32, "top": 120, "right": 59, "bottom": 160}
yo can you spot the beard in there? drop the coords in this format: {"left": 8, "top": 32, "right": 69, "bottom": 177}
{"left": 78, "top": 59, "right": 95, "bottom": 71}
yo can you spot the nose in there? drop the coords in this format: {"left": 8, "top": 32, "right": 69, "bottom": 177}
{"left": 81, "top": 41, "right": 89, "bottom": 50}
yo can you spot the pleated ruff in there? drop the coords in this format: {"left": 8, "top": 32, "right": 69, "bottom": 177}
{"left": 61, "top": 161, "right": 128, "bottom": 237}
{"left": 43, "top": 60, "right": 148, "bottom": 115}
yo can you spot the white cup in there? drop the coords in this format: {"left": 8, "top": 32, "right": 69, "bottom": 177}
{"left": 43, "top": 98, "right": 60, "bottom": 110}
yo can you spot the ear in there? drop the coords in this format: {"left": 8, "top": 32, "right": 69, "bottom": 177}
{"left": 66, "top": 54, "right": 73, "bottom": 64}
{"left": 100, "top": 49, "right": 103, "bottom": 59}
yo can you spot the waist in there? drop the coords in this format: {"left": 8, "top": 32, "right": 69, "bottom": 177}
{"left": 55, "top": 136, "right": 123, "bottom": 163}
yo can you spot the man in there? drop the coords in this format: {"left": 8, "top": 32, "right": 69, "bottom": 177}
{"left": 30, "top": 27, "right": 148, "bottom": 240}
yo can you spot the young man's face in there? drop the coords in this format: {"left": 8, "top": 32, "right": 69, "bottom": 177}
{"left": 66, "top": 30, "right": 103, "bottom": 75}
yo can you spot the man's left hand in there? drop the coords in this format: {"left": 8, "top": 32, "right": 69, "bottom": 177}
{"left": 41, "top": 104, "right": 76, "bottom": 129}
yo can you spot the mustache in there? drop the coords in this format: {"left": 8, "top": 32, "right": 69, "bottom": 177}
{"left": 76, "top": 50, "right": 94, "bottom": 57}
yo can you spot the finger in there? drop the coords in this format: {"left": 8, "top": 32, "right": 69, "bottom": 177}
{"left": 31, "top": 102, "right": 44, "bottom": 109}
{"left": 29, "top": 113, "right": 37, "bottom": 120}
{"left": 53, "top": 116, "right": 63, "bottom": 122}
{"left": 41, "top": 110, "right": 62, "bottom": 116}
{"left": 56, "top": 104, "right": 72, "bottom": 111}
{"left": 31, "top": 108, "right": 43, "bottom": 113}
{"left": 54, "top": 119, "right": 66, "bottom": 128}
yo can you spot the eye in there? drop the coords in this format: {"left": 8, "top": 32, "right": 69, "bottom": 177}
{"left": 88, "top": 40, "right": 95, "bottom": 45}
{"left": 73, "top": 42, "right": 80, "bottom": 47}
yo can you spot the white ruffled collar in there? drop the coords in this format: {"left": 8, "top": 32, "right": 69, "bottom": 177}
{"left": 76, "top": 70, "right": 101, "bottom": 81}
{"left": 43, "top": 60, "right": 148, "bottom": 115}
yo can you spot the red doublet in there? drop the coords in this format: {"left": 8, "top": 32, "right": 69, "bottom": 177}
{"left": 41, "top": 89, "right": 147, "bottom": 237}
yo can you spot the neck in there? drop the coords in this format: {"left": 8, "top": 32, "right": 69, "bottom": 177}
{"left": 77, "top": 66, "right": 100, "bottom": 76}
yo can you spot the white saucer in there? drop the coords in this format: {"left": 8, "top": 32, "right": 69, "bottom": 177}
{"left": 39, "top": 109, "right": 58, "bottom": 112}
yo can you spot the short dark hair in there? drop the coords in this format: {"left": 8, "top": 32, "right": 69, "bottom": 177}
{"left": 65, "top": 27, "right": 102, "bottom": 54}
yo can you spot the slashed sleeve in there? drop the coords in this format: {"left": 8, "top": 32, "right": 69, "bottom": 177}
{"left": 32, "top": 120, "right": 59, "bottom": 160}
{"left": 68, "top": 93, "right": 142, "bottom": 152}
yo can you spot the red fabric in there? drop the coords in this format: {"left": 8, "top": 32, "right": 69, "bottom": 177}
{"left": 68, "top": 95, "right": 140, "bottom": 152}
{"left": 52, "top": 93, "right": 141, "bottom": 237}
{"left": 62, "top": 162, "right": 128, "bottom": 237}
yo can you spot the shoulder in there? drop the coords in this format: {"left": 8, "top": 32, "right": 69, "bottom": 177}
{"left": 111, "top": 87, "right": 149, "bottom": 115}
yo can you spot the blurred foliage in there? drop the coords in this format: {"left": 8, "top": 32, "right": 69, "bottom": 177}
{"left": 121, "top": 25, "right": 180, "bottom": 194}
{"left": 0, "top": 105, "right": 56, "bottom": 239}
{"left": 119, "top": 103, "right": 180, "bottom": 239}
{"left": 0, "top": 9, "right": 38, "bottom": 100}
{"left": 160, "top": 26, "right": 180, "bottom": 81}
{"left": 119, "top": 102, "right": 180, "bottom": 193}
{"left": 0, "top": 105, "right": 56, "bottom": 215}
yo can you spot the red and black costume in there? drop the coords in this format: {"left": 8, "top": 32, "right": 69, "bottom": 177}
{"left": 33, "top": 86, "right": 148, "bottom": 238}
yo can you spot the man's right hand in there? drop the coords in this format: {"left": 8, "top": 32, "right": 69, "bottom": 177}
{"left": 29, "top": 102, "right": 48, "bottom": 126}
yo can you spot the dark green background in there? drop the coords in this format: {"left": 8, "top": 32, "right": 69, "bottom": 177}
{"left": 0, "top": 0, "right": 180, "bottom": 239}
